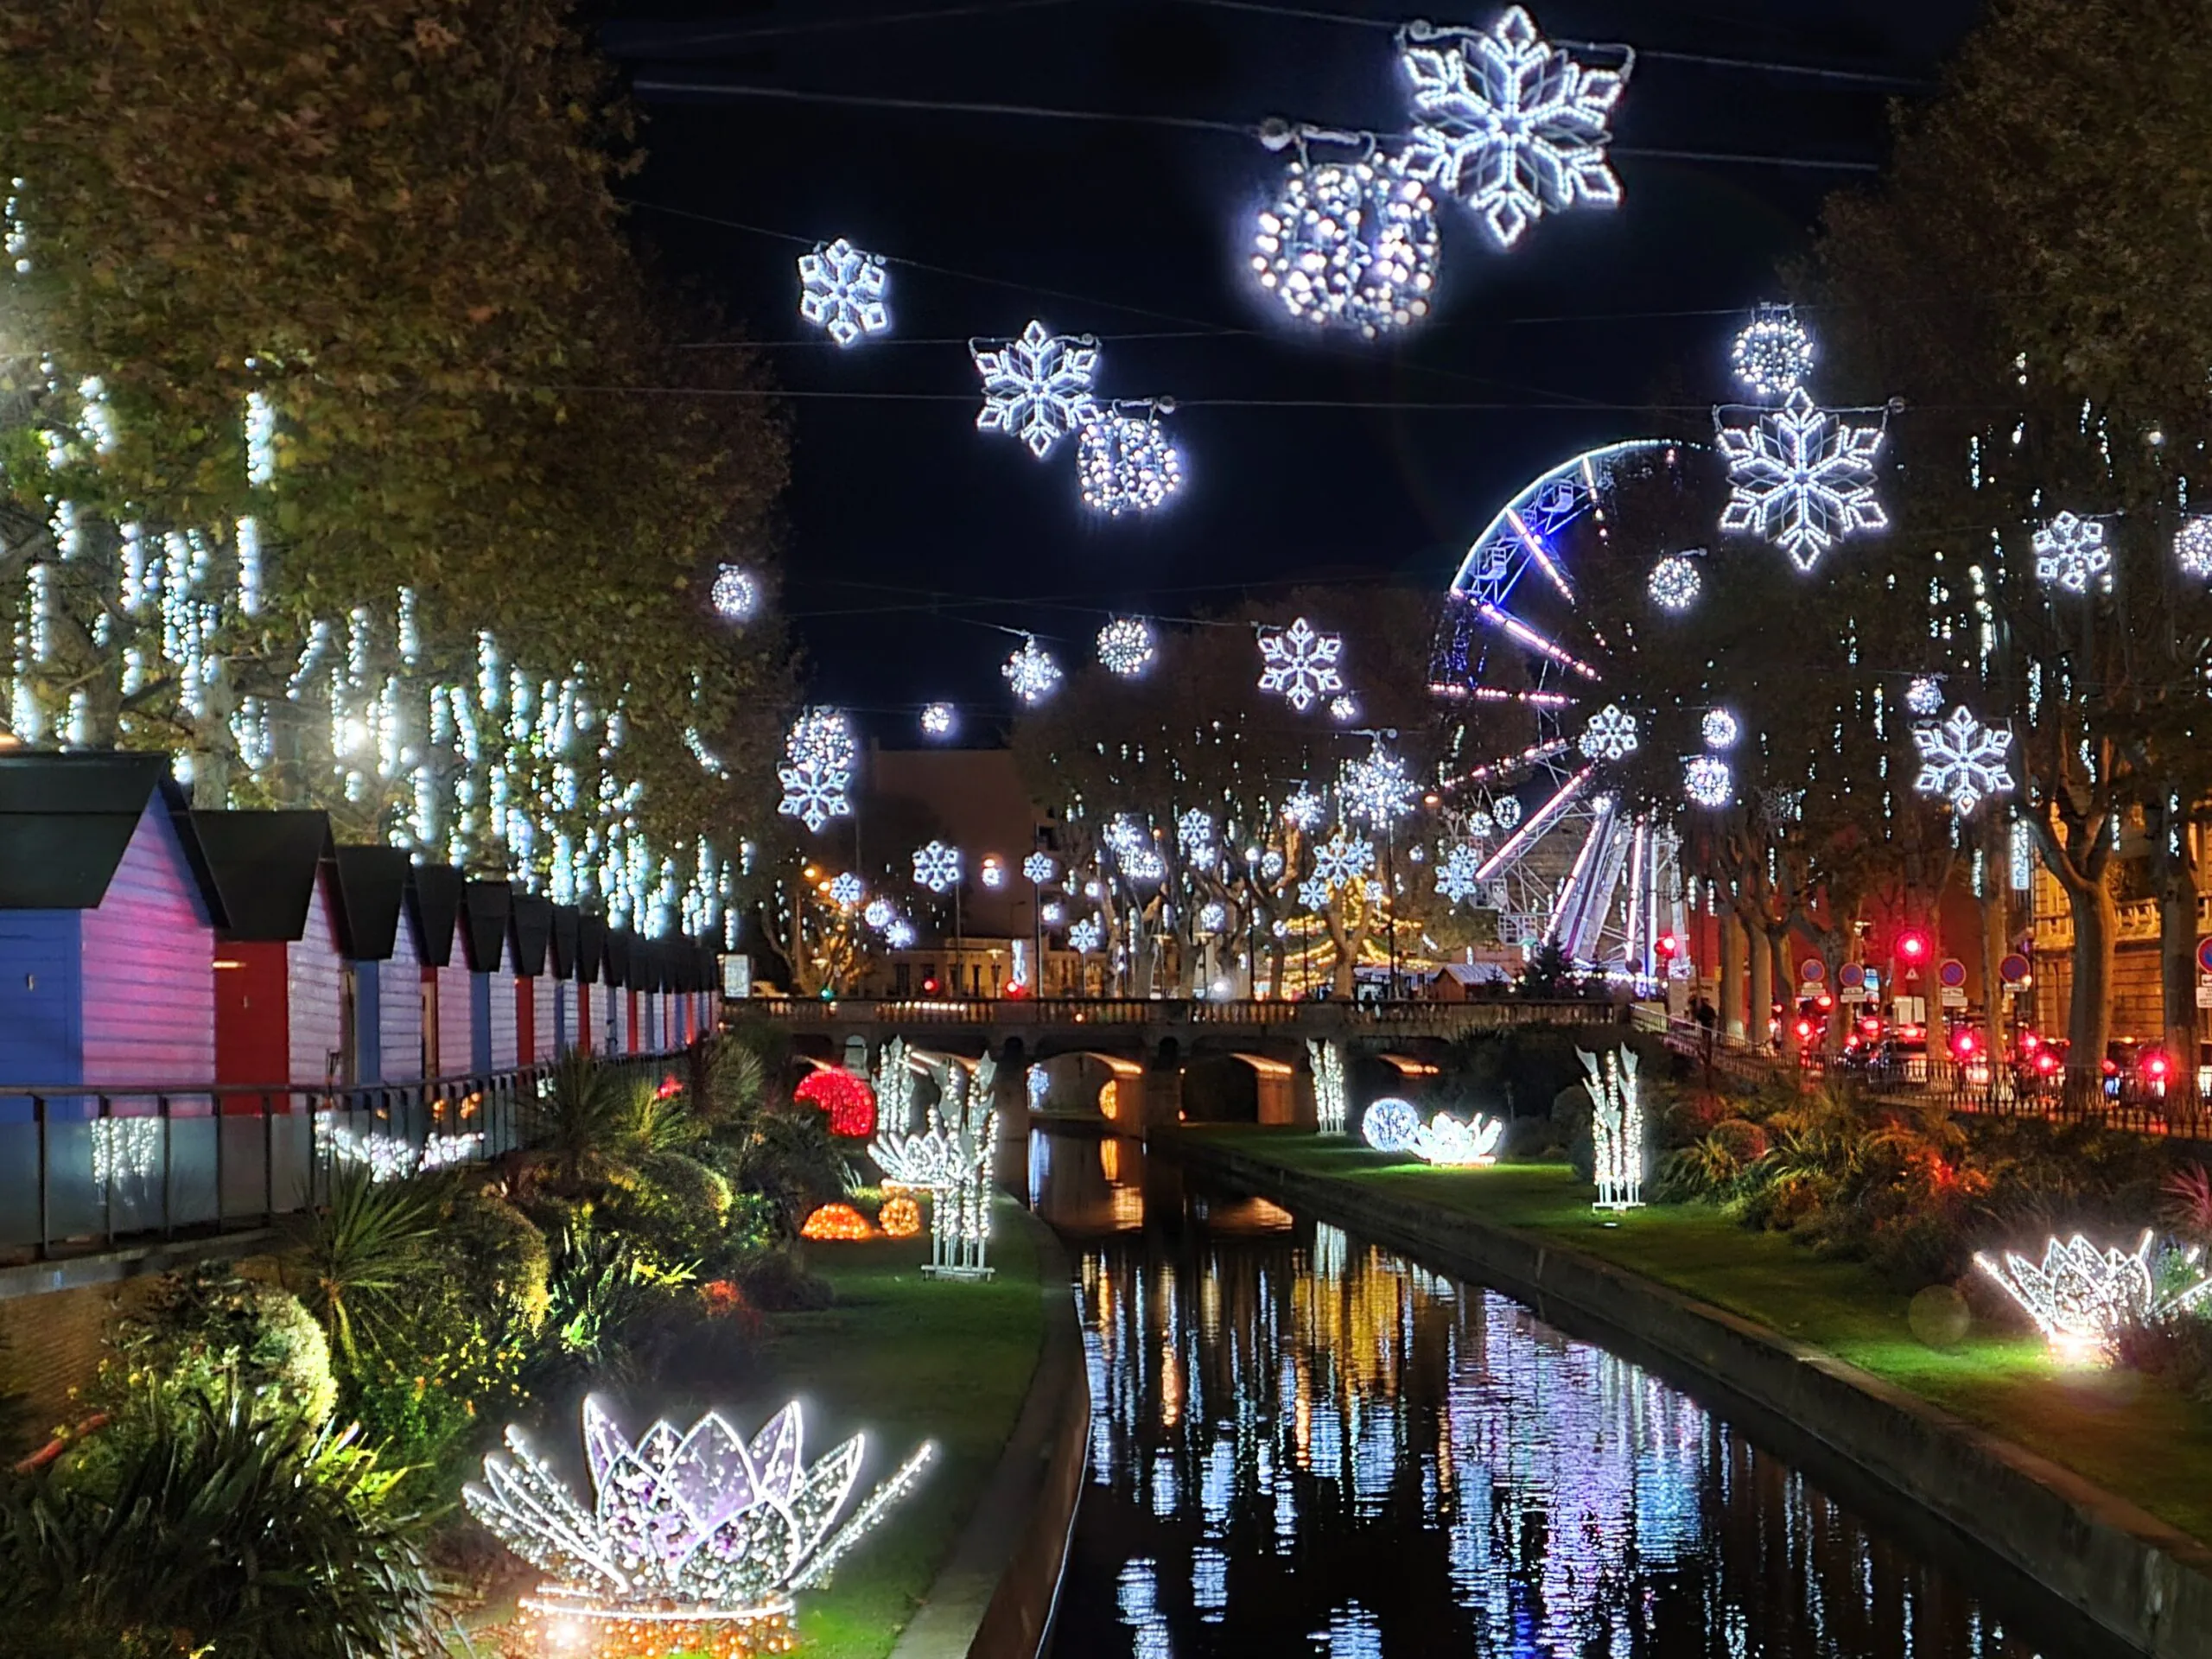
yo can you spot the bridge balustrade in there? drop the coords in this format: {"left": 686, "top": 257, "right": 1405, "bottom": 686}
{"left": 743, "top": 995, "right": 1631, "bottom": 1033}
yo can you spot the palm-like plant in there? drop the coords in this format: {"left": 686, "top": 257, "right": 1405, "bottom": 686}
{"left": 530, "top": 1050, "right": 647, "bottom": 1191}
{"left": 283, "top": 1166, "right": 442, "bottom": 1364}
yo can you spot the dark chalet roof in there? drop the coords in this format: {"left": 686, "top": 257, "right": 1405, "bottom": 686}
{"left": 510, "top": 892, "right": 553, "bottom": 978}
{"left": 0, "top": 752, "right": 204, "bottom": 912}
{"left": 330, "top": 845, "right": 411, "bottom": 961}
{"left": 407, "top": 863, "right": 466, "bottom": 968}
{"left": 461, "top": 880, "right": 511, "bottom": 974}
{"left": 194, "top": 810, "right": 335, "bottom": 943}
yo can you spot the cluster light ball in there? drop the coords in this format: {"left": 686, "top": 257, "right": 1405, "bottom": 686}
{"left": 786, "top": 708, "right": 858, "bottom": 772}
{"left": 863, "top": 897, "right": 897, "bottom": 931}
{"left": 1491, "top": 794, "right": 1522, "bottom": 830}
{"left": 878, "top": 1195, "right": 924, "bottom": 1239}
{"left": 1002, "top": 635, "right": 1062, "bottom": 704}
{"left": 979, "top": 856, "right": 1006, "bottom": 889}
{"left": 2177, "top": 515, "right": 2212, "bottom": 580}
{"left": 1096, "top": 617, "right": 1158, "bottom": 677}
{"left": 1361, "top": 1096, "right": 1422, "bottom": 1154}
{"left": 1578, "top": 702, "right": 1638, "bottom": 761}
{"left": 1683, "top": 754, "right": 1732, "bottom": 809}
{"left": 1078, "top": 410, "right": 1184, "bottom": 517}
{"left": 1251, "top": 149, "right": 1440, "bottom": 339}
{"left": 710, "top": 563, "right": 760, "bottom": 620}
{"left": 886, "top": 919, "right": 918, "bottom": 949}
{"left": 801, "top": 1201, "right": 875, "bottom": 1240}
{"left": 1041, "top": 901, "right": 1065, "bottom": 924}
{"left": 1904, "top": 676, "right": 1945, "bottom": 718}
{"left": 1648, "top": 553, "right": 1701, "bottom": 612}
{"left": 1198, "top": 901, "right": 1230, "bottom": 933}
{"left": 1700, "top": 709, "right": 1739, "bottom": 750}
{"left": 1729, "top": 306, "right": 1816, "bottom": 401}
{"left": 920, "top": 702, "right": 957, "bottom": 739}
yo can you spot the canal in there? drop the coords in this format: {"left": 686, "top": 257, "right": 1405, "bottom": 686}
{"left": 1028, "top": 1127, "right": 2110, "bottom": 1659}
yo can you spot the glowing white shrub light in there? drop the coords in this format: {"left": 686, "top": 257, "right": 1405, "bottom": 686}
{"left": 1078, "top": 406, "right": 1183, "bottom": 516}
{"left": 871, "top": 1058, "right": 1000, "bottom": 1278}
{"left": 2031, "top": 511, "right": 2110, "bottom": 594}
{"left": 1096, "top": 617, "right": 1157, "bottom": 677}
{"left": 1256, "top": 617, "right": 1344, "bottom": 711}
{"left": 1974, "top": 1231, "right": 2212, "bottom": 1366}
{"left": 1409, "top": 1111, "right": 1503, "bottom": 1166}
{"left": 1308, "top": 1039, "right": 1348, "bottom": 1134}
{"left": 1648, "top": 553, "right": 1701, "bottom": 612}
{"left": 1717, "top": 390, "right": 1887, "bottom": 572}
{"left": 1578, "top": 702, "right": 1637, "bottom": 761}
{"left": 1911, "top": 705, "right": 2014, "bottom": 817}
{"left": 798, "top": 238, "right": 891, "bottom": 346}
{"left": 1730, "top": 305, "right": 1815, "bottom": 400}
{"left": 1362, "top": 1096, "right": 1421, "bottom": 1154}
{"left": 1578, "top": 1046, "right": 1643, "bottom": 1210}
{"left": 1250, "top": 148, "right": 1440, "bottom": 336}
{"left": 1002, "top": 635, "right": 1062, "bottom": 703}
{"left": 972, "top": 320, "right": 1099, "bottom": 458}
{"left": 711, "top": 564, "right": 759, "bottom": 620}
{"left": 465, "top": 1395, "right": 933, "bottom": 1658}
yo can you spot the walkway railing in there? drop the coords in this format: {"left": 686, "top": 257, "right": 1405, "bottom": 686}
{"left": 744, "top": 995, "right": 1631, "bottom": 1031}
{"left": 0, "top": 1051, "right": 690, "bottom": 1265}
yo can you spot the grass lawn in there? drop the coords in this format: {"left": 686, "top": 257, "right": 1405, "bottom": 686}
{"left": 1182, "top": 1127, "right": 2212, "bottom": 1548}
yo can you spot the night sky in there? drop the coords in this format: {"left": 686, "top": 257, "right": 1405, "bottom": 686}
{"left": 598, "top": 0, "right": 1983, "bottom": 731}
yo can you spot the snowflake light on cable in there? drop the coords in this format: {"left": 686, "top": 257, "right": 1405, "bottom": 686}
{"left": 1177, "top": 809, "right": 1215, "bottom": 857}
{"left": 2031, "top": 511, "right": 2110, "bottom": 594}
{"left": 1578, "top": 702, "right": 1637, "bottom": 761}
{"left": 1717, "top": 389, "right": 1888, "bottom": 572}
{"left": 1729, "top": 305, "right": 1815, "bottom": 401}
{"left": 464, "top": 1396, "right": 933, "bottom": 1659}
{"left": 1068, "top": 917, "right": 1103, "bottom": 953}
{"left": 1683, "top": 754, "right": 1732, "bottom": 809}
{"left": 798, "top": 238, "right": 892, "bottom": 347}
{"left": 1361, "top": 1096, "right": 1421, "bottom": 1154}
{"left": 864, "top": 898, "right": 897, "bottom": 931}
{"left": 1700, "top": 709, "right": 1738, "bottom": 750}
{"left": 1911, "top": 705, "right": 2015, "bottom": 817}
{"left": 1340, "top": 742, "right": 1418, "bottom": 826}
{"left": 711, "top": 564, "right": 760, "bottom": 620}
{"left": 828, "top": 873, "right": 865, "bottom": 908}
{"left": 1311, "top": 830, "right": 1375, "bottom": 889}
{"left": 971, "top": 320, "right": 1099, "bottom": 459}
{"left": 1904, "top": 676, "right": 1945, "bottom": 718}
{"left": 1096, "top": 617, "right": 1157, "bottom": 677}
{"left": 1648, "top": 553, "right": 1701, "bottom": 613}
{"left": 2177, "top": 516, "right": 2212, "bottom": 580}
{"left": 1002, "top": 635, "right": 1061, "bottom": 704}
{"left": 1250, "top": 145, "right": 1440, "bottom": 337}
{"left": 1021, "top": 852, "right": 1057, "bottom": 884}
{"left": 1282, "top": 787, "right": 1325, "bottom": 831}
{"left": 1256, "top": 616, "right": 1344, "bottom": 711}
{"left": 919, "top": 702, "right": 956, "bottom": 739}
{"left": 778, "top": 761, "right": 851, "bottom": 835}
{"left": 1974, "top": 1230, "right": 2212, "bottom": 1367}
{"left": 1078, "top": 404, "right": 1183, "bottom": 516}
{"left": 1396, "top": 9, "right": 1631, "bottom": 251}
{"left": 912, "top": 841, "right": 962, "bottom": 893}
{"left": 1409, "top": 1111, "right": 1503, "bottom": 1167}
{"left": 1434, "top": 842, "right": 1484, "bottom": 905}
{"left": 1297, "top": 874, "right": 1332, "bottom": 912}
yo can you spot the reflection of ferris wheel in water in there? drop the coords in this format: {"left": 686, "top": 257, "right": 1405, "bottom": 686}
{"left": 1429, "top": 440, "right": 1700, "bottom": 974}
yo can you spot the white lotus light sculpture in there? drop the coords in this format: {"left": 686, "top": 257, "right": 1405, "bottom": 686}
{"left": 465, "top": 1396, "right": 934, "bottom": 1658}
{"left": 1409, "top": 1111, "right": 1503, "bottom": 1167}
{"left": 870, "top": 1057, "right": 1000, "bottom": 1279}
{"left": 1974, "top": 1230, "right": 2212, "bottom": 1366}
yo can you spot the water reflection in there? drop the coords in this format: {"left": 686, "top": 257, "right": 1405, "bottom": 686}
{"left": 1046, "top": 1156, "right": 2060, "bottom": 1659}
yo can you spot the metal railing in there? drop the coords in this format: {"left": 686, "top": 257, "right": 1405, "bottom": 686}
{"left": 742, "top": 995, "right": 1632, "bottom": 1032}
{"left": 0, "top": 1050, "right": 690, "bottom": 1265}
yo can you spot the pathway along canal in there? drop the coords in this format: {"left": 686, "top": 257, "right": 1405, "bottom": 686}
{"left": 1027, "top": 1126, "right": 2120, "bottom": 1659}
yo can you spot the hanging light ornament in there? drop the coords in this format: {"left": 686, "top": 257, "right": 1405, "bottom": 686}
{"left": 1729, "top": 304, "right": 1815, "bottom": 401}
{"left": 1250, "top": 134, "right": 1440, "bottom": 338}
{"left": 1648, "top": 552, "right": 1701, "bottom": 612}
{"left": 1491, "top": 794, "right": 1522, "bottom": 830}
{"left": 1339, "top": 741, "right": 1419, "bottom": 826}
{"left": 1095, "top": 617, "right": 1158, "bottom": 677}
{"left": 786, "top": 708, "right": 857, "bottom": 772}
{"left": 1435, "top": 842, "right": 1484, "bottom": 904}
{"left": 2177, "top": 515, "right": 2212, "bottom": 579}
{"left": 1578, "top": 702, "right": 1638, "bottom": 761}
{"left": 1281, "top": 788, "right": 1326, "bottom": 830}
{"left": 919, "top": 702, "right": 957, "bottom": 739}
{"left": 864, "top": 897, "right": 897, "bottom": 931}
{"left": 1078, "top": 403, "right": 1184, "bottom": 516}
{"left": 1396, "top": 10, "right": 1632, "bottom": 251}
{"left": 912, "top": 841, "right": 963, "bottom": 893}
{"left": 1717, "top": 390, "right": 1888, "bottom": 572}
{"left": 1002, "top": 635, "right": 1062, "bottom": 704}
{"left": 1328, "top": 693, "right": 1359, "bottom": 722}
{"left": 1904, "top": 676, "right": 1946, "bottom": 718}
{"left": 2031, "top": 511, "right": 2110, "bottom": 594}
{"left": 710, "top": 563, "right": 759, "bottom": 620}
{"left": 971, "top": 321, "right": 1100, "bottom": 459}
{"left": 1256, "top": 616, "right": 1345, "bottom": 711}
{"left": 1068, "top": 917, "right": 1103, "bottom": 952}
{"left": 797, "top": 238, "right": 892, "bottom": 346}
{"left": 779, "top": 708, "right": 855, "bottom": 835}
{"left": 1911, "top": 705, "right": 2015, "bottom": 817}
{"left": 828, "top": 873, "right": 865, "bottom": 908}
{"left": 1683, "top": 754, "right": 1732, "bottom": 808}
{"left": 1700, "top": 709, "right": 1739, "bottom": 750}
{"left": 1177, "top": 808, "right": 1216, "bottom": 857}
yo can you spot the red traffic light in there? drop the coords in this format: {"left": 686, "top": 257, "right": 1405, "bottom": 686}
{"left": 1897, "top": 929, "right": 1930, "bottom": 963}
{"left": 1950, "top": 1028, "right": 1980, "bottom": 1058}
{"left": 921, "top": 976, "right": 941, "bottom": 995}
{"left": 2145, "top": 1051, "right": 2172, "bottom": 1081}
{"left": 1655, "top": 931, "right": 1680, "bottom": 959}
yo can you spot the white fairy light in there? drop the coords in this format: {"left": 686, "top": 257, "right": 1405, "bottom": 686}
{"left": 245, "top": 390, "right": 276, "bottom": 485}
{"left": 465, "top": 1396, "right": 933, "bottom": 1655}
{"left": 320, "top": 1120, "right": 481, "bottom": 1182}
{"left": 3, "top": 176, "right": 28, "bottom": 272}
{"left": 1579, "top": 1046, "right": 1643, "bottom": 1210}
{"left": 1974, "top": 1231, "right": 2212, "bottom": 1366}
{"left": 710, "top": 564, "right": 759, "bottom": 620}
{"left": 1068, "top": 917, "right": 1104, "bottom": 952}
{"left": 2031, "top": 511, "right": 2110, "bottom": 594}
{"left": 1096, "top": 617, "right": 1158, "bottom": 677}
{"left": 1198, "top": 901, "right": 1228, "bottom": 932}
{"left": 1311, "top": 830, "right": 1375, "bottom": 890}
{"left": 1491, "top": 794, "right": 1522, "bottom": 830}
{"left": 1434, "top": 841, "right": 1484, "bottom": 905}
{"left": 1361, "top": 1096, "right": 1421, "bottom": 1154}
{"left": 1409, "top": 1111, "right": 1503, "bottom": 1167}
{"left": 1717, "top": 389, "right": 1888, "bottom": 571}
{"left": 920, "top": 702, "right": 957, "bottom": 739}
{"left": 90, "top": 1118, "right": 161, "bottom": 1187}
{"left": 1308, "top": 1039, "right": 1348, "bottom": 1135}
{"left": 1281, "top": 788, "right": 1326, "bottom": 831}
{"left": 1250, "top": 148, "right": 1440, "bottom": 337}
{"left": 1256, "top": 617, "right": 1345, "bottom": 711}
{"left": 1397, "top": 9, "right": 1630, "bottom": 251}
{"left": 1904, "top": 676, "right": 1945, "bottom": 717}
{"left": 1578, "top": 702, "right": 1638, "bottom": 761}
{"left": 872, "top": 1058, "right": 1001, "bottom": 1277}
{"left": 912, "top": 841, "right": 962, "bottom": 893}
{"left": 2177, "top": 516, "right": 2212, "bottom": 579}
{"left": 1700, "top": 709, "right": 1738, "bottom": 750}
{"left": 1002, "top": 635, "right": 1062, "bottom": 703}
{"left": 1911, "top": 704, "right": 2015, "bottom": 817}
{"left": 864, "top": 897, "right": 897, "bottom": 931}
{"left": 1177, "top": 808, "right": 1215, "bottom": 857}
{"left": 1078, "top": 406, "right": 1183, "bottom": 516}
{"left": 972, "top": 320, "right": 1099, "bottom": 459}
{"left": 1683, "top": 754, "right": 1732, "bottom": 809}
{"left": 828, "top": 873, "right": 865, "bottom": 908}
{"left": 1340, "top": 742, "right": 1419, "bottom": 826}
{"left": 1730, "top": 305, "right": 1815, "bottom": 401}
{"left": 798, "top": 237, "right": 891, "bottom": 346}
{"left": 1648, "top": 553, "right": 1701, "bottom": 612}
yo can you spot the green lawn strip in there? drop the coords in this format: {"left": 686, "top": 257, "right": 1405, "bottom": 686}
{"left": 755, "top": 1207, "right": 1046, "bottom": 1659}
{"left": 1183, "top": 1127, "right": 2212, "bottom": 1547}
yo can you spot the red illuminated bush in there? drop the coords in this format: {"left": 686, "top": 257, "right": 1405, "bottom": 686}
{"left": 795, "top": 1068, "right": 877, "bottom": 1138}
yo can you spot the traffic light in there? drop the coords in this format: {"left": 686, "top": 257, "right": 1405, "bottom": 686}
{"left": 1655, "top": 931, "right": 1680, "bottom": 961}
{"left": 1896, "top": 928, "right": 1930, "bottom": 964}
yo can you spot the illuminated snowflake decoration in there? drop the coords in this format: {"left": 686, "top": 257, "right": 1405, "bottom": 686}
{"left": 798, "top": 238, "right": 891, "bottom": 347}
{"left": 1198, "top": 901, "right": 1229, "bottom": 932}
{"left": 1329, "top": 694, "right": 1359, "bottom": 722}
{"left": 1339, "top": 743, "right": 1418, "bottom": 826}
{"left": 464, "top": 1397, "right": 933, "bottom": 1650}
{"left": 1261, "top": 849, "right": 1285, "bottom": 879}
{"left": 1256, "top": 616, "right": 1345, "bottom": 711}
{"left": 778, "top": 762, "right": 852, "bottom": 835}
{"left": 1396, "top": 9, "right": 1630, "bottom": 251}
{"left": 1177, "top": 809, "right": 1215, "bottom": 857}
{"left": 1911, "top": 705, "right": 2014, "bottom": 817}
{"left": 912, "top": 841, "right": 962, "bottom": 893}
{"left": 711, "top": 564, "right": 760, "bottom": 620}
{"left": 1577, "top": 702, "right": 1638, "bottom": 761}
{"left": 1250, "top": 149, "right": 1440, "bottom": 337}
{"left": 919, "top": 702, "right": 956, "bottom": 739}
{"left": 1409, "top": 1111, "right": 1503, "bottom": 1167}
{"left": 1282, "top": 788, "right": 1326, "bottom": 831}
{"left": 885, "top": 919, "right": 917, "bottom": 949}
{"left": 1729, "top": 306, "right": 1815, "bottom": 401}
{"left": 2177, "top": 516, "right": 2212, "bottom": 579}
{"left": 1040, "top": 902, "right": 1064, "bottom": 924}
{"left": 1096, "top": 617, "right": 1157, "bottom": 677}
{"left": 1001, "top": 635, "right": 1062, "bottom": 704}
{"left": 1021, "top": 852, "right": 1057, "bottom": 884}
{"left": 1683, "top": 754, "right": 1732, "bottom": 809}
{"left": 2031, "top": 511, "right": 2110, "bottom": 594}
{"left": 863, "top": 898, "right": 897, "bottom": 931}
{"left": 1700, "top": 709, "right": 1738, "bottom": 750}
{"left": 1648, "top": 553, "right": 1701, "bottom": 613}
{"left": 1119, "top": 845, "right": 1166, "bottom": 884}
{"left": 1297, "top": 874, "right": 1332, "bottom": 912}
{"left": 1491, "top": 794, "right": 1522, "bottom": 830}
{"left": 1717, "top": 390, "right": 1888, "bottom": 571}
{"left": 1078, "top": 408, "right": 1183, "bottom": 516}
{"left": 1974, "top": 1230, "right": 2212, "bottom": 1366}
{"left": 1311, "top": 830, "right": 1375, "bottom": 890}
{"left": 1103, "top": 817, "right": 1148, "bottom": 859}
{"left": 1434, "top": 842, "right": 1484, "bottom": 905}
{"left": 786, "top": 709, "right": 857, "bottom": 773}
{"left": 1904, "top": 676, "right": 1945, "bottom": 718}
{"left": 828, "top": 874, "right": 865, "bottom": 908}
{"left": 971, "top": 320, "right": 1099, "bottom": 459}
{"left": 1361, "top": 1097, "right": 1421, "bottom": 1154}
{"left": 1068, "top": 917, "right": 1103, "bottom": 953}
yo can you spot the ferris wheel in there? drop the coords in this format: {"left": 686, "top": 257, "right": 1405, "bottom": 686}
{"left": 1428, "top": 440, "right": 1701, "bottom": 974}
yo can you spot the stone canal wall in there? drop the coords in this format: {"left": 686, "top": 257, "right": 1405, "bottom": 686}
{"left": 1166, "top": 1134, "right": 2212, "bottom": 1659}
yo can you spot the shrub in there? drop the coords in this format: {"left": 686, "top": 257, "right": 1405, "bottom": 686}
{"left": 534, "top": 1217, "right": 696, "bottom": 1382}
{"left": 108, "top": 1268, "right": 337, "bottom": 1426}
{"left": 445, "top": 1186, "right": 552, "bottom": 1338}
{"left": 728, "top": 1246, "right": 836, "bottom": 1313}
{"left": 282, "top": 1166, "right": 444, "bottom": 1365}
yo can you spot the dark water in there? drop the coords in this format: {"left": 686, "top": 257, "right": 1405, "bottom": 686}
{"left": 1028, "top": 1128, "right": 2094, "bottom": 1659}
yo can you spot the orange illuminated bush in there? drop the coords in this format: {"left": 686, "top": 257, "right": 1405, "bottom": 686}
{"left": 877, "top": 1195, "right": 923, "bottom": 1238}
{"left": 798, "top": 1203, "right": 874, "bottom": 1241}
{"left": 795, "top": 1068, "right": 878, "bottom": 1138}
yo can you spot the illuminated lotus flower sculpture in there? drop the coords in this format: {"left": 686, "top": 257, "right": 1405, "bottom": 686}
{"left": 1974, "top": 1230, "right": 2212, "bottom": 1366}
{"left": 1408, "top": 1111, "right": 1503, "bottom": 1167}
{"left": 465, "top": 1396, "right": 933, "bottom": 1658}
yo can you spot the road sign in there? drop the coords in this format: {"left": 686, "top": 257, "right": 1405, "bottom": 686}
{"left": 1800, "top": 958, "right": 1826, "bottom": 983}
{"left": 1999, "top": 952, "right": 2031, "bottom": 986}
{"left": 2196, "top": 936, "right": 2212, "bottom": 976}
{"left": 1937, "top": 957, "right": 1968, "bottom": 989}
{"left": 1838, "top": 963, "right": 1866, "bottom": 990}
{"left": 1941, "top": 987, "right": 1968, "bottom": 1008}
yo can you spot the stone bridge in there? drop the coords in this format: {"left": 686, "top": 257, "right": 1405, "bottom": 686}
{"left": 741, "top": 995, "right": 1633, "bottom": 1133}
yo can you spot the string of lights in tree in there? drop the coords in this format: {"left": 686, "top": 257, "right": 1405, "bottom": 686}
{"left": 1249, "top": 131, "right": 1440, "bottom": 338}
{"left": 798, "top": 238, "right": 892, "bottom": 347}
{"left": 1095, "top": 617, "right": 1157, "bottom": 677}
{"left": 2178, "top": 516, "right": 2212, "bottom": 580}
{"left": 1911, "top": 704, "right": 2014, "bottom": 817}
{"left": 1256, "top": 616, "right": 1345, "bottom": 711}
{"left": 2031, "top": 511, "right": 2110, "bottom": 594}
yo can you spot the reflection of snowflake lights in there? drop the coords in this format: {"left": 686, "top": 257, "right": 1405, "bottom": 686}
{"left": 1700, "top": 709, "right": 1738, "bottom": 750}
{"left": 1256, "top": 617, "right": 1344, "bottom": 711}
{"left": 864, "top": 898, "right": 897, "bottom": 931}
{"left": 1096, "top": 617, "right": 1157, "bottom": 677}
{"left": 828, "top": 873, "right": 864, "bottom": 908}
{"left": 1022, "top": 852, "right": 1057, "bottom": 883}
{"left": 1578, "top": 703, "right": 1637, "bottom": 761}
{"left": 1002, "top": 636, "right": 1062, "bottom": 703}
{"left": 1312, "top": 830, "right": 1375, "bottom": 889}
{"left": 1250, "top": 150, "right": 1440, "bottom": 337}
{"left": 1730, "top": 305, "right": 1815, "bottom": 400}
{"left": 1683, "top": 755, "right": 1732, "bottom": 809}
{"left": 920, "top": 702, "right": 957, "bottom": 739}
{"left": 912, "top": 842, "right": 962, "bottom": 893}
{"left": 1435, "top": 842, "right": 1484, "bottom": 904}
{"left": 1329, "top": 694, "right": 1359, "bottom": 722}
{"left": 1339, "top": 743, "right": 1418, "bottom": 826}
{"left": 1912, "top": 705, "right": 2015, "bottom": 817}
{"left": 1069, "top": 918, "right": 1103, "bottom": 952}
{"left": 2031, "top": 511, "right": 2110, "bottom": 594}
{"left": 1974, "top": 1230, "right": 2212, "bottom": 1366}
{"left": 710, "top": 564, "right": 759, "bottom": 620}
{"left": 798, "top": 238, "right": 891, "bottom": 346}
{"left": 1308, "top": 1039, "right": 1348, "bottom": 1134}
{"left": 1491, "top": 795, "right": 1522, "bottom": 830}
{"left": 1904, "top": 676, "right": 1944, "bottom": 717}
{"left": 1078, "top": 409, "right": 1183, "bottom": 516}
{"left": 1198, "top": 902, "right": 1228, "bottom": 932}
{"left": 1409, "top": 1112, "right": 1503, "bottom": 1166}
{"left": 1580, "top": 1046, "right": 1643, "bottom": 1210}
{"left": 1648, "top": 553, "right": 1701, "bottom": 612}
{"left": 971, "top": 320, "right": 1099, "bottom": 459}
{"left": 2177, "top": 516, "right": 2212, "bottom": 579}
{"left": 1361, "top": 1096, "right": 1421, "bottom": 1153}
{"left": 1282, "top": 788, "right": 1326, "bottom": 830}
{"left": 1717, "top": 389, "right": 1887, "bottom": 572}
